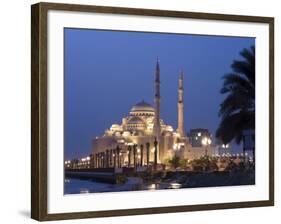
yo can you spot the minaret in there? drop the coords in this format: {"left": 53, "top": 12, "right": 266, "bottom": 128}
{"left": 177, "top": 70, "right": 185, "bottom": 137}
{"left": 153, "top": 58, "right": 161, "bottom": 137}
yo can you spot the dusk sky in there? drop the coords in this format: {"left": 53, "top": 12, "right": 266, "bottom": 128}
{"left": 64, "top": 28, "right": 255, "bottom": 159}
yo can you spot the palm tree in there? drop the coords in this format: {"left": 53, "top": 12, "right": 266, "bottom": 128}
{"left": 168, "top": 156, "right": 181, "bottom": 169}
{"left": 216, "top": 46, "right": 255, "bottom": 148}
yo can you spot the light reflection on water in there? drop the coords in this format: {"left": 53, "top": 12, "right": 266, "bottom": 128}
{"left": 146, "top": 183, "right": 157, "bottom": 190}
{"left": 170, "top": 183, "right": 182, "bottom": 189}
{"left": 65, "top": 178, "right": 183, "bottom": 194}
{"left": 80, "top": 189, "right": 90, "bottom": 194}
{"left": 146, "top": 182, "right": 182, "bottom": 190}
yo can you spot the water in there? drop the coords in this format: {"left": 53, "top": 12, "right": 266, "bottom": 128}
{"left": 64, "top": 178, "right": 182, "bottom": 194}
{"left": 65, "top": 178, "right": 116, "bottom": 194}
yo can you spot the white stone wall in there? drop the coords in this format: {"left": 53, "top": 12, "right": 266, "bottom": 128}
{"left": 185, "top": 145, "right": 215, "bottom": 160}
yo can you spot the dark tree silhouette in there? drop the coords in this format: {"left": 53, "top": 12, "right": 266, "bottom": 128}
{"left": 216, "top": 46, "right": 255, "bottom": 145}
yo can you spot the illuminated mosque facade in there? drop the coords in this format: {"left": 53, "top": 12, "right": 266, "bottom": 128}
{"left": 91, "top": 60, "right": 214, "bottom": 167}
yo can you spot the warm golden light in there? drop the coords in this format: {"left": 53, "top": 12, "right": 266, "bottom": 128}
{"left": 147, "top": 183, "right": 156, "bottom": 190}
{"left": 170, "top": 183, "right": 182, "bottom": 189}
{"left": 202, "top": 137, "right": 211, "bottom": 146}
{"left": 201, "top": 137, "right": 207, "bottom": 145}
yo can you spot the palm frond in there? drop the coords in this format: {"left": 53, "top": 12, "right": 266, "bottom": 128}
{"left": 216, "top": 46, "right": 255, "bottom": 144}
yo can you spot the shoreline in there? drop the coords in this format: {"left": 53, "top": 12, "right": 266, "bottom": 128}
{"left": 65, "top": 169, "right": 255, "bottom": 194}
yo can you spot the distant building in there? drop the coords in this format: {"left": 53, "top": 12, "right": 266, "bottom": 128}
{"left": 242, "top": 129, "right": 255, "bottom": 152}
{"left": 185, "top": 128, "right": 214, "bottom": 158}
{"left": 188, "top": 129, "right": 211, "bottom": 147}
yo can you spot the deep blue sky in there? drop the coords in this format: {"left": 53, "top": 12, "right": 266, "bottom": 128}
{"left": 64, "top": 28, "right": 255, "bottom": 159}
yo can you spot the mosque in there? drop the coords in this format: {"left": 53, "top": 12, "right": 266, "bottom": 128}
{"left": 91, "top": 60, "right": 214, "bottom": 168}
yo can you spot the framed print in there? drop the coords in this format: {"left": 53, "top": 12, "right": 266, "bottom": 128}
{"left": 31, "top": 2, "right": 274, "bottom": 221}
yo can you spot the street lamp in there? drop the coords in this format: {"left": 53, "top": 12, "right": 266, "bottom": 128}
{"left": 201, "top": 137, "right": 212, "bottom": 156}
{"left": 173, "top": 142, "right": 184, "bottom": 151}
{"left": 222, "top": 144, "right": 229, "bottom": 149}
{"left": 173, "top": 143, "right": 179, "bottom": 151}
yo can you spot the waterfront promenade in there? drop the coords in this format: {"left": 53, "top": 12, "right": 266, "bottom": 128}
{"left": 65, "top": 164, "right": 255, "bottom": 194}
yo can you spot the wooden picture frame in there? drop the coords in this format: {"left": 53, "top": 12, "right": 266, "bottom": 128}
{"left": 31, "top": 2, "right": 274, "bottom": 221}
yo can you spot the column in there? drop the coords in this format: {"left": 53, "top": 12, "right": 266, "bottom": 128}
{"left": 112, "top": 149, "right": 116, "bottom": 168}
{"left": 133, "top": 144, "right": 137, "bottom": 168}
{"left": 116, "top": 146, "right": 120, "bottom": 168}
{"left": 96, "top": 153, "right": 99, "bottom": 168}
{"left": 140, "top": 144, "right": 144, "bottom": 166}
{"left": 110, "top": 149, "right": 113, "bottom": 167}
{"left": 128, "top": 146, "right": 131, "bottom": 167}
{"left": 106, "top": 149, "right": 109, "bottom": 168}
{"left": 146, "top": 142, "right": 150, "bottom": 166}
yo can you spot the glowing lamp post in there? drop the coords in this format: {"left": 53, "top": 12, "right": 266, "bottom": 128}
{"left": 201, "top": 137, "right": 212, "bottom": 156}
{"left": 222, "top": 144, "right": 229, "bottom": 149}
{"left": 153, "top": 138, "right": 158, "bottom": 171}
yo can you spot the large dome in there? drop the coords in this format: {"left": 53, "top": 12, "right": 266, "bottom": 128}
{"left": 131, "top": 100, "right": 155, "bottom": 113}
{"left": 128, "top": 116, "right": 145, "bottom": 124}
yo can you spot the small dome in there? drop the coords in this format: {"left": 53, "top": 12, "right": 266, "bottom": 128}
{"left": 128, "top": 116, "right": 145, "bottom": 124}
{"left": 131, "top": 100, "right": 154, "bottom": 113}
